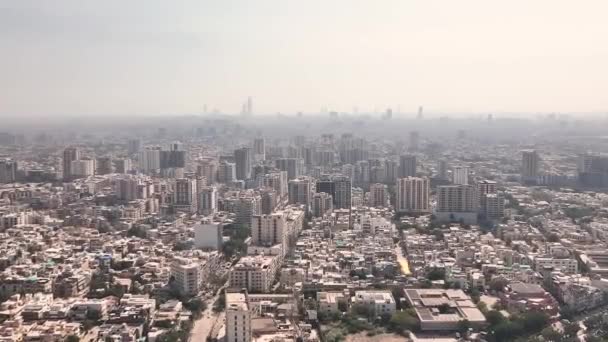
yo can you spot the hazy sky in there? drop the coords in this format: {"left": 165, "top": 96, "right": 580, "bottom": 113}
{"left": 2, "top": 0, "right": 608, "bottom": 116}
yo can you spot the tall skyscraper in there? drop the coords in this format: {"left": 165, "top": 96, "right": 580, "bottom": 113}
{"left": 521, "top": 150, "right": 540, "bottom": 181}
{"left": 437, "top": 185, "right": 477, "bottom": 212}
{"left": 399, "top": 155, "right": 417, "bottom": 178}
{"left": 96, "top": 157, "right": 113, "bottom": 175}
{"left": 409, "top": 131, "right": 419, "bottom": 152}
{"left": 0, "top": 159, "right": 17, "bottom": 183}
{"left": 477, "top": 180, "right": 497, "bottom": 213}
{"left": 312, "top": 192, "right": 333, "bottom": 217}
{"left": 288, "top": 177, "right": 312, "bottom": 208}
{"left": 333, "top": 175, "right": 352, "bottom": 210}
{"left": 396, "top": 177, "right": 430, "bottom": 214}
{"left": 275, "top": 158, "right": 303, "bottom": 180}
{"left": 252, "top": 212, "right": 287, "bottom": 249}
{"left": 438, "top": 160, "right": 448, "bottom": 179}
{"left": 127, "top": 139, "right": 142, "bottom": 155}
{"left": 70, "top": 159, "right": 95, "bottom": 179}
{"left": 218, "top": 161, "right": 236, "bottom": 183}
{"left": 253, "top": 137, "right": 265, "bottom": 161}
{"left": 234, "top": 147, "right": 252, "bottom": 180}
{"left": 368, "top": 183, "right": 388, "bottom": 208}
{"left": 114, "top": 158, "right": 132, "bottom": 174}
{"left": 197, "top": 159, "right": 218, "bottom": 184}
{"left": 63, "top": 147, "right": 80, "bottom": 181}
{"left": 139, "top": 147, "right": 161, "bottom": 174}
{"left": 173, "top": 178, "right": 197, "bottom": 213}
{"left": 452, "top": 166, "right": 469, "bottom": 185}
{"left": 225, "top": 292, "right": 252, "bottom": 342}
{"left": 198, "top": 186, "right": 218, "bottom": 215}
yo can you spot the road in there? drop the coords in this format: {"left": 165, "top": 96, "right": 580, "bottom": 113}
{"left": 190, "top": 284, "right": 228, "bottom": 342}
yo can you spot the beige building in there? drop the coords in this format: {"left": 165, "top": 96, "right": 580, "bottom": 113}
{"left": 230, "top": 255, "right": 280, "bottom": 293}
{"left": 226, "top": 291, "right": 252, "bottom": 342}
{"left": 396, "top": 177, "right": 430, "bottom": 214}
{"left": 170, "top": 257, "right": 203, "bottom": 296}
{"left": 352, "top": 291, "right": 396, "bottom": 316}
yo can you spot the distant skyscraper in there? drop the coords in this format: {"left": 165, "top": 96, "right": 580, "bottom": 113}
{"left": 399, "top": 155, "right": 417, "bottom": 178}
{"left": 521, "top": 150, "right": 540, "bottom": 181}
{"left": 127, "top": 139, "right": 142, "bottom": 155}
{"left": 63, "top": 147, "right": 80, "bottom": 181}
{"left": 247, "top": 96, "right": 253, "bottom": 115}
{"left": 275, "top": 158, "right": 303, "bottom": 180}
{"left": 452, "top": 166, "right": 469, "bottom": 185}
{"left": 218, "top": 161, "right": 237, "bottom": 183}
{"left": 409, "top": 131, "right": 419, "bottom": 152}
{"left": 436, "top": 185, "right": 478, "bottom": 224}
{"left": 96, "top": 157, "right": 113, "bottom": 175}
{"left": 0, "top": 159, "right": 17, "bottom": 183}
{"left": 234, "top": 147, "right": 252, "bottom": 180}
{"left": 477, "top": 179, "right": 497, "bottom": 213}
{"left": 70, "top": 159, "right": 95, "bottom": 179}
{"left": 396, "top": 177, "right": 430, "bottom": 214}
{"left": 173, "top": 178, "right": 197, "bottom": 213}
{"left": 114, "top": 158, "right": 132, "bottom": 174}
{"left": 139, "top": 147, "right": 161, "bottom": 174}
{"left": 368, "top": 183, "right": 388, "bottom": 207}
{"left": 288, "top": 177, "right": 312, "bottom": 208}
{"left": 417, "top": 106, "right": 424, "bottom": 119}
{"left": 333, "top": 175, "right": 352, "bottom": 210}
{"left": 253, "top": 138, "right": 265, "bottom": 161}
{"left": 198, "top": 186, "right": 218, "bottom": 215}
{"left": 312, "top": 192, "right": 333, "bottom": 218}
{"left": 438, "top": 160, "right": 448, "bottom": 179}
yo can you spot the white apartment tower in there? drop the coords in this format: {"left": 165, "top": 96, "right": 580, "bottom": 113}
{"left": 198, "top": 186, "right": 218, "bottom": 215}
{"left": 452, "top": 166, "right": 469, "bottom": 185}
{"left": 226, "top": 292, "right": 252, "bottom": 342}
{"left": 396, "top": 177, "right": 430, "bottom": 214}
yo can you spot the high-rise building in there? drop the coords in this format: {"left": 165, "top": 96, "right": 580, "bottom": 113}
{"left": 194, "top": 220, "right": 223, "bottom": 250}
{"left": 234, "top": 196, "right": 260, "bottom": 228}
{"left": 275, "top": 158, "right": 303, "bottom": 180}
{"left": 333, "top": 175, "right": 352, "bottom": 209}
{"left": 399, "top": 155, "right": 417, "bottom": 178}
{"left": 127, "top": 139, "right": 142, "bottom": 155}
{"left": 384, "top": 159, "right": 398, "bottom": 184}
{"left": 70, "top": 159, "right": 95, "bottom": 179}
{"left": 253, "top": 138, "right": 265, "bottom": 161}
{"left": 452, "top": 166, "right": 469, "bottom": 185}
{"left": 96, "top": 157, "right": 113, "bottom": 175}
{"left": 160, "top": 143, "right": 186, "bottom": 169}
{"left": 521, "top": 150, "right": 540, "bottom": 181}
{"left": 409, "top": 131, "right": 420, "bottom": 152}
{"left": 114, "top": 158, "right": 132, "bottom": 174}
{"left": 173, "top": 178, "right": 197, "bottom": 213}
{"left": 197, "top": 159, "right": 218, "bottom": 184}
{"left": 63, "top": 147, "right": 80, "bottom": 181}
{"left": 368, "top": 183, "right": 388, "bottom": 207}
{"left": 139, "top": 147, "right": 161, "bottom": 174}
{"left": 260, "top": 190, "right": 277, "bottom": 215}
{"left": 288, "top": 177, "right": 312, "bottom": 208}
{"left": 218, "top": 161, "right": 236, "bottom": 183}
{"left": 312, "top": 192, "right": 333, "bottom": 217}
{"left": 438, "top": 160, "right": 448, "bottom": 179}
{"left": 225, "top": 291, "right": 252, "bottom": 342}
{"left": 484, "top": 193, "right": 505, "bottom": 220}
{"left": 252, "top": 212, "right": 287, "bottom": 250}
{"left": 436, "top": 185, "right": 478, "bottom": 224}
{"left": 317, "top": 175, "right": 351, "bottom": 209}
{"left": 396, "top": 177, "right": 430, "bottom": 214}
{"left": 477, "top": 180, "right": 497, "bottom": 214}
{"left": 234, "top": 147, "right": 252, "bottom": 180}
{"left": 198, "top": 186, "right": 218, "bottom": 215}
{"left": 0, "top": 159, "right": 17, "bottom": 183}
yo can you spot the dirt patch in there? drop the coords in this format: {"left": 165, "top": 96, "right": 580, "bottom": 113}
{"left": 345, "top": 332, "right": 409, "bottom": 342}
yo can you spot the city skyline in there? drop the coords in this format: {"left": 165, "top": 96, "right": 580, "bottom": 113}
{"left": 2, "top": 0, "right": 608, "bottom": 116}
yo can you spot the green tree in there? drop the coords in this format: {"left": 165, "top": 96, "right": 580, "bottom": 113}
{"left": 66, "top": 336, "right": 80, "bottom": 342}
{"left": 485, "top": 310, "right": 505, "bottom": 326}
{"left": 389, "top": 311, "right": 419, "bottom": 334}
{"left": 457, "top": 319, "right": 471, "bottom": 334}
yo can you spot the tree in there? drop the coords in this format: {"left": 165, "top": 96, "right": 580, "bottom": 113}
{"left": 541, "top": 327, "right": 562, "bottom": 341}
{"left": 520, "top": 312, "right": 550, "bottom": 334}
{"left": 184, "top": 298, "right": 207, "bottom": 318}
{"left": 547, "top": 233, "right": 560, "bottom": 242}
{"left": 427, "top": 267, "right": 445, "bottom": 281}
{"left": 66, "top": 336, "right": 80, "bottom": 342}
{"left": 389, "top": 311, "right": 419, "bottom": 334}
{"left": 469, "top": 287, "right": 481, "bottom": 303}
{"left": 563, "top": 321, "right": 580, "bottom": 338}
{"left": 485, "top": 310, "right": 505, "bottom": 326}
{"left": 457, "top": 319, "right": 471, "bottom": 334}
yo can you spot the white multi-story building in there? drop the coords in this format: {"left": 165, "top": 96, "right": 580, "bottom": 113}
{"left": 194, "top": 221, "right": 223, "bottom": 250}
{"left": 352, "top": 291, "right": 396, "bottom": 316}
{"left": 452, "top": 166, "right": 469, "bottom": 185}
{"left": 173, "top": 178, "right": 197, "bottom": 213}
{"left": 534, "top": 257, "right": 578, "bottom": 274}
{"left": 170, "top": 257, "right": 203, "bottom": 296}
{"left": 436, "top": 184, "right": 478, "bottom": 224}
{"left": 225, "top": 292, "right": 252, "bottom": 342}
{"left": 229, "top": 255, "right": 280, "bottom": 293}
{"left": 312, "top": 192, "right": 333, "bottom": 217}
{"left": 139, "top": 147, "right": 161, "bottom": 174}
{"left": 396, "top": 177, "right": 430, "bottom": 214}
{"left": 251, "top": 212, "right": 287, "bottom": 252}
{"left": 198, "top": 186, "right": 218, "bottom": 215}
{"left": 70, "top": 159, "right": 95, "bottom": 179}
{"left": 288, "top": 177, "right": 312, "bottom": 207}
{"left": 522, "top": 150, "right": 540, "bottom": 181}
